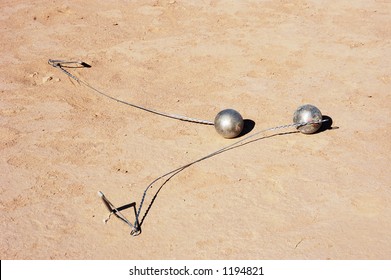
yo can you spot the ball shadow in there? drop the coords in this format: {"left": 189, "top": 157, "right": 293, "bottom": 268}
{"left": 238, "top": 119, "right": 255, "bottom": 137}
{"left": 316, "top": 115, "right": 335, "bottom": 134}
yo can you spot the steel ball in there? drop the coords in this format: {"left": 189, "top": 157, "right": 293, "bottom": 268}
{"left": 293, "top": 104, "right": 323, "bottom": 134}
{"left": 214, "top": 109, "right": 244, "bottom": 138}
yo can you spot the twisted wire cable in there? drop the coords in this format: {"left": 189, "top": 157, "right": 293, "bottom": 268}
{"left": 48, "top": 60, "right": 328, "bottom": 236}
{"left": 130, "top": 119, "right": 327, "bottom": 236}
{"left": 48, "top": 59, "right": 214, "bottom": 125}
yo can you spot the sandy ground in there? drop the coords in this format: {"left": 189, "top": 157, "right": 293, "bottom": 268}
{"left": 1, "top": 0, "right": 391, "bottom": 260}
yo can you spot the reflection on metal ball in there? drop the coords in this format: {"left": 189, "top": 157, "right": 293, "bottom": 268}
{"left": 214, "top": 109, "right": 244, "bottom": 138}
{"left": 293, "top": 104, "right": 322, "bottom": 134}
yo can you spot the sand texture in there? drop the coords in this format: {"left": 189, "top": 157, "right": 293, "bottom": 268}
{"left": 1, "top": 0, "right": 391, "bottom": 259}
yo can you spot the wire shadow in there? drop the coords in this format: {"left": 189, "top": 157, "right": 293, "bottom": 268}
{"left": 138, "top": 169, "right": 184, "bottom": 229}
{"left": 105, "top": 118, "right": 334, "bottom": 235}
{"left": 137, "top": 130, "right": 299, "bottom": 232}
{"left": 116, "top": 202, "right": 137, "bottom": 212}
{"left": 99, "top": 191, "right": 137, "bottom": 230}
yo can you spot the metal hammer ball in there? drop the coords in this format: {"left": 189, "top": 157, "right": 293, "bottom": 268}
{"left": 293, "top": 104, "right": 322, "bottom": 134}
{"left": 214, "top": 109, "right": 244, "bottom": 138}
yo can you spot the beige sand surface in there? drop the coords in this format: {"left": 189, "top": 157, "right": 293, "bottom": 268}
{"left": 1, "top": 0, "right": 391, "bottom": 259}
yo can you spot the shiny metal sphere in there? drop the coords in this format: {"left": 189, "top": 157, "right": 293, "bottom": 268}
{"left": 214, "top": 109, "right": 244, "bottom": 138}
{"left": 293, "top": 104, "right": 322, "bottom": 134}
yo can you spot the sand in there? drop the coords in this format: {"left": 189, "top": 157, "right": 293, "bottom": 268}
{"left": 1, "top": 0, "right": 390, "bottom": 259}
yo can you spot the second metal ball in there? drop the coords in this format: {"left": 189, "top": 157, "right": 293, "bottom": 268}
{"left": 293, "top": 104, "right": 323, "bottom": 134}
